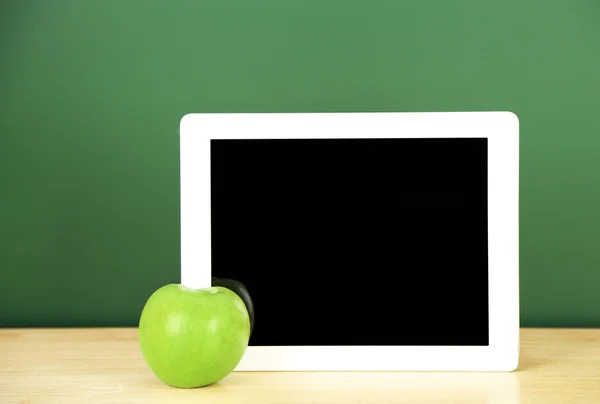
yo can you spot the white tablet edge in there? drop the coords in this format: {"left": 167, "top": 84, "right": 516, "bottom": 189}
{"left": 180, "top": 111, "right": 519, "bottom": 371}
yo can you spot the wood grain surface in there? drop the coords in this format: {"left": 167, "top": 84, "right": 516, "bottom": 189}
{"left": 1, "top": 328, "right": 599, "bottom": 403}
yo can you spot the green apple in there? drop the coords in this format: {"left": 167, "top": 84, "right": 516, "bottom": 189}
{"left": 138, "top": 284, "right": 250, "bottom": 388}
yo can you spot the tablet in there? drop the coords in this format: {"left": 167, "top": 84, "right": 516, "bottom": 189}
{"left": 179, "top": 112, "right": 519, "bottom": 371}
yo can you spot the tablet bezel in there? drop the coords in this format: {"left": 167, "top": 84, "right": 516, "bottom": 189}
{"left": 179, "top": 111, "right": 519, "bottom": 371}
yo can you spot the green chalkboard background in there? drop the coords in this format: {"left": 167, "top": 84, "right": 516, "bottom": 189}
{"left": 1, "top": 0, "right": 599, "bottom": 328}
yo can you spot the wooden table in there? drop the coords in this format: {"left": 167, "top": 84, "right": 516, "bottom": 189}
{"left": 1, "top": 328, "right": 599, "bottom": 403}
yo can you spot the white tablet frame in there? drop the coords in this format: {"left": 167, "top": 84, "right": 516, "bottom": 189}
{"left": 179, "top": 111, "right": 520, "bottom": 372}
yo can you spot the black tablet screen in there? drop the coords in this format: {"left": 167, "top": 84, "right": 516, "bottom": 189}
{"left": 211, "top": 138, "right": 488, "bottom": 346}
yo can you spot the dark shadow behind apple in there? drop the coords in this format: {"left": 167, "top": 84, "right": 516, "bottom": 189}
{"left": 212, "top": 277, "right": 255, "bottom": 340}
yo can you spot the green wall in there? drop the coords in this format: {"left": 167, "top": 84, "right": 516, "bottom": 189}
{"left": 1, "top": 0, "right": 599, "bottom": 328}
